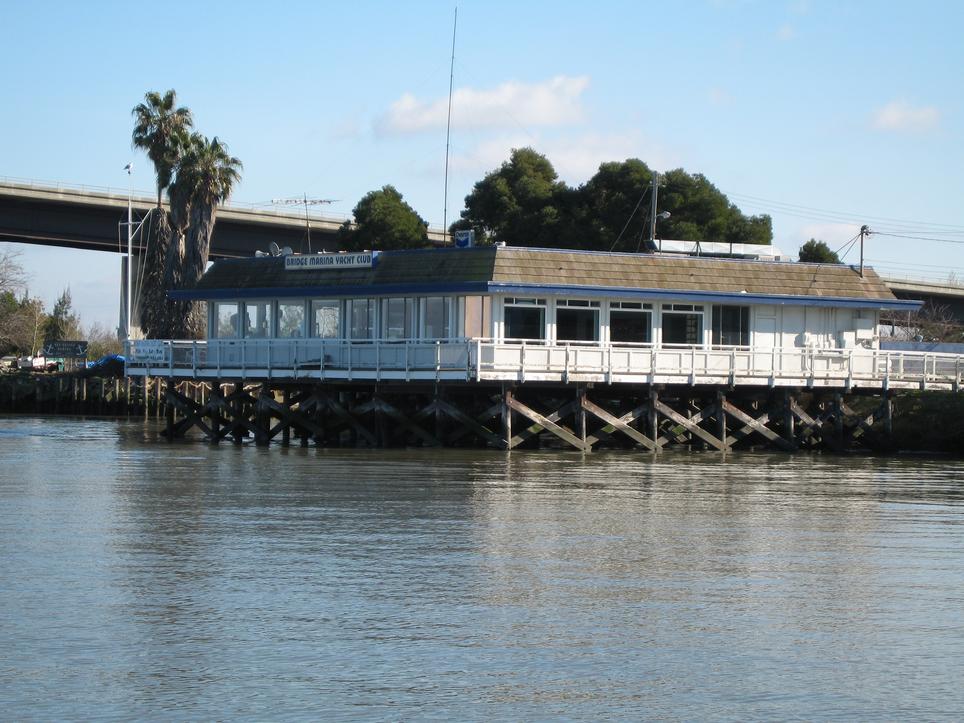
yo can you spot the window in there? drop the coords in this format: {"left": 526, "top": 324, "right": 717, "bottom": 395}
{"left": 662, "top": 303, "right": 704, "bottom": 345}
{"left": 610, "top": 301, "right": 652, "bottom": 343}
{"left": 243, "top": 301, "right": 272, "bottom": 338}
{"left": 348, "top": 298, "right": 375, "bottom": 340}
{"left": 382, "top": 297, "right": 415, "bottom": 340}
{"left": 422, "top": 297, "right": 452, "bottom": 339}
{"left": 503, "top": 297, "right": 546, "bottom": 341}
{"left": 213, "top": 302, "right": 239, "bottom": 339}
{"left": 556, "top": 299, "right": 600, "bottom": 342}
{"left": 277, "top": 301, "right": 305, "bottom": 338}
{"left": 711, "top": 305, "right": 750, "bottom": 346}
{"left": 311, "top": 300, "right": 340, "bottom": 338}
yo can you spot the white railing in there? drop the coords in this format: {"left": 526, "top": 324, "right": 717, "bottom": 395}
{"left": 125, "top": 338, "right": 964, "bottom": 391}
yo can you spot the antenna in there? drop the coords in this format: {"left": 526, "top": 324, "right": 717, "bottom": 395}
{"left": 272, "top": 195, "right": 338, "bottom": 253}
{"left": 442, "top": 6, "right": 458, "bottom": 244}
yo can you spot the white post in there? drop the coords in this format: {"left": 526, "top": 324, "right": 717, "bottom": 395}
{"left": 126, "top": 168, "right": 133, "bottom": 340}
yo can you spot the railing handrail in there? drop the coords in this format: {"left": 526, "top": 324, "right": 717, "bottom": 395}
{"left": 124, "top": 338, "right": 964, "bottom": 389}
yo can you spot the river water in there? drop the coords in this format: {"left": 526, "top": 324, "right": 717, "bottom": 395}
{"left": 1, "top": 416, "right": 962, "bottom": 720}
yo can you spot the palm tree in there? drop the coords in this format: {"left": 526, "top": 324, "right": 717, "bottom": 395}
{"left": 131, "top": 90, "right": 193, "bottom": 208}
{"left": 132, "top": 90, "right": 193, "bottom": 338}
{"left": 164, "top": 134, "right": 243, "bottom": 337}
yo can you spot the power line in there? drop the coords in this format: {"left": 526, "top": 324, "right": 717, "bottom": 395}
{"left": 872, "top": 231, "right": 964, "bottom": 245}
{"left": 722, "top": 189, "right": 964, "bottom": 232}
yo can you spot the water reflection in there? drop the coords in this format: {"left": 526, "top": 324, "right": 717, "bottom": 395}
{"left": 0, "top": 417, "right": 961, "bottom": 719}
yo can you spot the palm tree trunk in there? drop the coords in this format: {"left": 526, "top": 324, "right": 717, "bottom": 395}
{"left": 138, "top": 210, "right": 171, "bottom": 338}
{"left": 179, "top": 203, "right": 217, "bottom": 338}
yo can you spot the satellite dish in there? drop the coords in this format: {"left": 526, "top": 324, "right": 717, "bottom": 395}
{"left": 280, "top": 246, "right": 293, "bottom": 256}
{"left": 269, "top": 242, "right": 281, "bottom": 257}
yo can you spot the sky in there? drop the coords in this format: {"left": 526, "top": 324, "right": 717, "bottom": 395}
{"left": 2, "top": 0, "right": 964, "bottom": 330}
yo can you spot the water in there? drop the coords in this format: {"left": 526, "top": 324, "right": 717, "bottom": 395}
{"left": 1, "top": 416, "right": 962, "bottom": 720}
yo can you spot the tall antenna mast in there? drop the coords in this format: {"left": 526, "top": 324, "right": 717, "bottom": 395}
{"left": 442, "top": 6, "right": 458, "bottom": 244}
{"left": 272, "top": 196, "right": 338, "bottom": 253}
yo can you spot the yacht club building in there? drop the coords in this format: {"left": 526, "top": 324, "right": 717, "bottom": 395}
{"left": 126, "top": 245, "right": 963, "bottom": 391}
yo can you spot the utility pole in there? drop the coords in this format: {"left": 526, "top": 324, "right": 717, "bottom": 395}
{"left": 648, "top": 172, "right": 661, "bottom": 252}
{"left": 443, "top": 6, "right": 458, "bottom": 244}
{"left": 859, "top": 224, "right": 869, "bottom": 278}
{"left": 125, "top": 163, "right": 133, "bottom": 340}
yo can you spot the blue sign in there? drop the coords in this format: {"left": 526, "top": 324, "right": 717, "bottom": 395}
{"left": 454, "top": 230, "right": 475, "bottom": 248}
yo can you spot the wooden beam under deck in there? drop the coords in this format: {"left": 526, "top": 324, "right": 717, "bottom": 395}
{"left": 160, "top": 380, "right": 899, "bottom": 455}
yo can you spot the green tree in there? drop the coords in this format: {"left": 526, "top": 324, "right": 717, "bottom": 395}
{"left": 655, "top": 169, "right": 771, "bottom": 246}
{"left": 452, "top": 150, "right": 772, "bottom": 251}
{"left": 43, "top": 288, "right": 80, "bottom": 344}
{"left": 798, "top": 238, "right": 840, "bottom": 263}
{"left": 0, "top": 293, "right": 45, "bottom": 356}
{"left": 453, "top": 147, "right": 568, "bottom": 247}
{"left": 339, "top": 185, "right": 429, "bottom": 251}
{"left": 578, "top": 159, "right": 655, "bottom": 251}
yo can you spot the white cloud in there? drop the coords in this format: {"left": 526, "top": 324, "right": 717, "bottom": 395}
{"left": 449, "top": 131, "right": 679, "bottom": 185}
{"left": 872, "top": 100, "right": 940, "bottom": 132}
{"left": 776, "top": 23, "right": 795, "bottom": 41}
{"left": 376, "top": 76, "right": 590, "bottom": 135}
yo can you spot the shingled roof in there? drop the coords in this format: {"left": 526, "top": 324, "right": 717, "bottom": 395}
{"left": 170, "top": 245, "right": 913, "bottom": 309}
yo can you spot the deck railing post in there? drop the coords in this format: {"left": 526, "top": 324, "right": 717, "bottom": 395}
{"left": 521, "top": 341, "right": 527, "bottom": 383}
{"left": 475, "top": 338, "right": 481, "bottom": 382}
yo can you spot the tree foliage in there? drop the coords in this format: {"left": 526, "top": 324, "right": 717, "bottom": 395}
{"left": 132, "top": 90, "right": 194, "bottom": 208}
{"left": 339, "top": 185, "right": 429, "bottom": 251}
{"left": 798, "top": 238, "right": 841, "bottom": 264}
{"left": 0, "top": 292, "right": 44, "bottom": 356}
{"left": 131, "top": 89, "right": 243, "bottom": 339}
{"left": 451, "top": 148, "right": 772, "bottom": 250}
{"left": 43, "top": 288, "right": 80, "bottom": 344}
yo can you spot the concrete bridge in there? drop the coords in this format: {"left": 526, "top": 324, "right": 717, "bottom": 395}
{"left": 0, "top": 179, "right": 446, "bottom": 257}
{"left": 881, "top": 276, "right": 964, "bottom": 322}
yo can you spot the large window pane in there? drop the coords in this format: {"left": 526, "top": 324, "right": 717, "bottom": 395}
{"left": 349, "top": 298, "right": 375, "bottom": 340}
{"left": 662, "top": 313, "right": 702, "bottom": 344}
{"left": 278, "top": 302, "right": 305, "bottom": 338}
{"left": 311, "top": 300, "right": 340, "bottom": 338}
{"left": 244, "top": 301, "right": 272, "bottom": 338}
{"left": 504, "top": 307, "right": 545, "bottom": 340}
{"left": 423, "top": 297, "right": 450, "bottom": 339}
{"left": 214, "top": 302, "right": 239, "bottom": 339}
{"left": 610, "top": 310, "right": 652, "bottom": 343}
{"left": 712, "top": 305, "right": 750, "bottom": 346}
{"left": 557, "top": 308, "right": 599, "bottom": 342}
{"left": 382, "top": 298, "right": 414, "bottom": 340}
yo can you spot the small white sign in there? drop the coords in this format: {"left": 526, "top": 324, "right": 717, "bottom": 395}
{"left": 131, "top": 341, "right": 167, "bottom": 362}
{"left": 285, "top": 252, "right": 374, "bottom": 270}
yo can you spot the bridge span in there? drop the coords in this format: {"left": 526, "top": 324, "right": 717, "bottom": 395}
{"left": 0, "top": 179, "right": 446, "bottom": 258}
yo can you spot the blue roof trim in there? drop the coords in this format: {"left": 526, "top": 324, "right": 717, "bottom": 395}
{"left": 168, "top": 281, "right": 491, "bottom": 300}
{"left": 168, "top": 278, "right": 921, "bottom": 311}
{"left": 485, "top": 282, "right": 923, "bottom": 310}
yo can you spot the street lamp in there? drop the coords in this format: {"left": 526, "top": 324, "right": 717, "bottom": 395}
{"left": 654, "top": 210, "right": 671, "bottom": 252}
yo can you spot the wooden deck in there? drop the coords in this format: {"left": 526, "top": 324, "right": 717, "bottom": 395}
{"left": 126, "top": 338, "right": 964, "bottom": 392}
